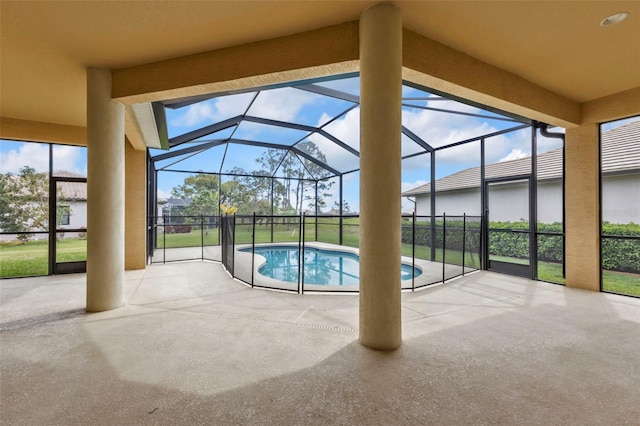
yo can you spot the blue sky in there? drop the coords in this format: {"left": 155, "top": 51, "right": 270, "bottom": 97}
{"left": 154, "top": 76, "right": 565, "bottom": 212}
{"left": 0, "top": 140, "right": 87, "bottom": 176}
{"left": 4, "top": 76, "right": 634, "bottom": 213}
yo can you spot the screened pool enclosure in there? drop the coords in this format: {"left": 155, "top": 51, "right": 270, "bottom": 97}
{"left": 147, "top": 74, "right": 567, "bottom": 290}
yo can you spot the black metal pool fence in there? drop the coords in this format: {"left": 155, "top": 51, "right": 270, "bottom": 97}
{"left": 149, "top": 213, "right": 483, "bottom": 293}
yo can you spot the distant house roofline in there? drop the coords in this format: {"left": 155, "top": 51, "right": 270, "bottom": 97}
{"left": 403, "top": 120, "right": 640, "bottom": 197}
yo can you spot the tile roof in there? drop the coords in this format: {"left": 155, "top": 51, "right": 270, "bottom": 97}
{"left": 54, "top": 171, "right": 87, "bottom": 201}
{"left": 403, "top": 120, "right": 640, "bottom": 196}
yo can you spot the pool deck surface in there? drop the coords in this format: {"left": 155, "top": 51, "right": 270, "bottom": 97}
{"left": 151, "top": 242, "right": 477, "bottom": 292}
{"left": 2, "top": 260, "right": 639, "bottom": 425}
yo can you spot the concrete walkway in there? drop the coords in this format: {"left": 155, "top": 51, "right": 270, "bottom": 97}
{"left": 1, "top": 261, "right": 639, "bottom": 425}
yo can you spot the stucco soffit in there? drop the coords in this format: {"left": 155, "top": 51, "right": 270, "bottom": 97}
{"left": 401, "top": 29, "right": 581, "bottom": 128}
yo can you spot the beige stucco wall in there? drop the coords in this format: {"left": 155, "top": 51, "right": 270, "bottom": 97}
{"left": 0, "top": 117, "right": 86, "bottom": 146}
{"left": 125, "top": 140, "right": 147, "bottom": 270}
{"left": 565, "top": 124, "right": 600, "bottom": 292}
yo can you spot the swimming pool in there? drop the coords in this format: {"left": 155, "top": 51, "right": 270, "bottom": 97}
{"left": 242, "top": 245, "right": 422, "bottom": 286}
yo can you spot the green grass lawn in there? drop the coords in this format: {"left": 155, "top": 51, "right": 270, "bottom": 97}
{"left": 537, "top": 261, "right": 566, "bottom": 284}
{"left": 1, "top": 237, "right": 87, "bottom": 277}
{"left": 602, "top": 271, "right": 640, "bottom": 297}
{"left": 520, "top": 261, "right": 639, "bottom": 297}
{"left": 155, "top": 228, "right": 219, "bottom": 248}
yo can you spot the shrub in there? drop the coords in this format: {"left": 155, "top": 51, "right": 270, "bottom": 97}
{"left": 166, "top": 225, "right": 192, "bottom": 234}
{"left": 401, "top": 219, "right": 639, "bottom": 274}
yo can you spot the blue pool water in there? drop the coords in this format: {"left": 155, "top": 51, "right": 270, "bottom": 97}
{"left": 243, "top": 246, "right": 422, "bottom": 286}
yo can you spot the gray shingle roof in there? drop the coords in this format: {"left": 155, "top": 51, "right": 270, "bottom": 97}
{"left": 403, "top": 120, "right": 640, "bottom": 196}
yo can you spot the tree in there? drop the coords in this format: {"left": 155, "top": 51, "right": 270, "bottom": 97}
{"left": 170, "top": 173, "right": 220, "bottom": 218}
{"left": 0, "top": 166, "right": 52, "bottom": 243}
{"left": 255, "top": 143, "right": 335, "bottom": 215}
{"left": 167, "top": 142, "right": 337, "bottom": 218}
{"left": 332, "top": 200, "right": 351, "bottom": 214}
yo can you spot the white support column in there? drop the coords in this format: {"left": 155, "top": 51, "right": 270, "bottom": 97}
{"left": 86, "top": 68, "right": 125, "bottom": 312}
{"left": 359, "top": 3, "right": 403, "bottom": 350}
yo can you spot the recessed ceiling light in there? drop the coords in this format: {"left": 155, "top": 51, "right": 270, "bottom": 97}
{"left": 600, "top": 12, "right": 629, "bottom": 26}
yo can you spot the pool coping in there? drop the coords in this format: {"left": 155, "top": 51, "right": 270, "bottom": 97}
{"left": 233, "top": 242, "right": 478, "bottom": 293}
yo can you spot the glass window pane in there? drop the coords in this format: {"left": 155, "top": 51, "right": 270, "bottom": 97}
{"left": 536, "top": 128, "right": 564, "bottom": 225}
{"left": 166, "top": 92, "right": 255, "bottom": 138}
{"left": 484, "top": 127, "right": 532, "bottom": 177}
{"left": 315, "top": 76, "right": 360, "bottom": 96}
{"left": 246, "top": 86, "right": 355, "bottom": 127}
{"left": 56, "top": 231, "right": 87, "bottom": 263}
{"left": 53, "top": 145, "right": 87, "bottom": 178}
{"left": 537, "top": 234, "right": 564, "bottom": 284}
{"left": 56, "top": 181, "right": 86, "bottom": 230}
{"left": 322, "top": 107, "right": 360, "bottom": 152}
{"left": 316, "top": 176, "right": 339, "bottom": 215}
{"left": 402, "top": 153, "right": 430, "bottom": 215}
{"left": 434, "top": 140, "right": 480, "bottom": 216}
{"left": 158, "top": 144, "right": 226, "bottom": 173}
{"left": 342, "top": 171, "right": 359, "bottom": 215}
{"left": 0, "top": 233, "right": 49, "bottom": 277}
{"left": 403, "top": 152, "right": 431, "bottom": 216}
{"left": 233, "top": 121, "right": 310, "bottom": 146}
{"left": 190, "top": 127, "right": 236, "bottom": 143}
{"left": 401, "top": 133, "right": 426, "bottom": 157}
{"left": 0, "top": 141, "right": 50, "bottom": 233}
{"left": 222, "top": 144, "right": 287, "bottom": 176}
{"left": 402, "top": 103, "right": 521, "bottom": 150}
{"left": 298, "top": 135, "right": 358, "bottom": 174}
{"left": 1, "top": 140, "right": 49, "bottom": 173}
{"left": 601, "top": 116, "right": 640, "bottom": 297}
{"left": 536, "top": 126, "right": 564, "bottom": 284}
{"left": 602, "top": 238, "right": 640, "bottom": 297}
{"left": 272, "top": 151, "right": 315, "bottom": 181}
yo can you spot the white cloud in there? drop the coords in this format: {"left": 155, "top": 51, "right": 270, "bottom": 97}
{"left": 304, "top": 108, "right": 361, "bottom": 173}
{"left": 401, "top": 180, "right": 428, "bottom": 212}
{"left": 215, "top": 93, "right": 255, "bottom": 119}
{"left": 0, "top": 142, "right": 86, "bottom": 176}
{"left": 247, "top": 87, "right": 317, "bottom": 122}
{"left": 170, "top": 102, "right": 216, "bottom": 127}
{"left": 1, "top": 142, "right": 50, "bottom": 174}
{"left": 170, "top": 92, "right": 255, "bottom": 128}
{"left": 537, "top": 132, "right": 564, "bottom": 153}
{"left": 499, "top": 148, "right": 528, "bottom": 162}
{"left": 483, "top": 127, "right": 531, "bottom": 164}
{"left": 402, "top": 154, "right": 430, "bottom": 171}
{"left": 402, "top": 179, "right": 428, "bottom": 193}
{"left": 52, "top": 145, "right": 85, "bottom": 175}
{"left": 316, "top": 77, "right": 359, "bottom": 95}
{"left": 157, "top": 188, "right": 172, "bottom": 200}
{"left": 402, "top": 107, "right": 497, "bottom": 151}
{"left": 320, "top": 107, "right": 360, "bottom": 151}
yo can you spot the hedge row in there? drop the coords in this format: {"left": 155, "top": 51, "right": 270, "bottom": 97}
{"left": 401, "top": 219, "right": 481, "bottom": 253}
{"left": 401, "top": 220, "right": 639, "bottom": 273}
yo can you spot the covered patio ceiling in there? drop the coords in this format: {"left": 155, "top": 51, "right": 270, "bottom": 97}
{"left": 1, "top": 1, "right": 638, "bottom": 143}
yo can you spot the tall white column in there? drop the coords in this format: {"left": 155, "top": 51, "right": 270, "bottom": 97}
{"left": 359, "top": 3, "right": 403, "bottom": 350}
{"left": 86, "top": 68, "right": 125, "bottom": 312}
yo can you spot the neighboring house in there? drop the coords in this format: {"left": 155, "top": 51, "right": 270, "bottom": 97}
{"left": 322, "top": 208, "right": 341, "bottom": 216}
{"left": 403, "top": 121, "right": 640, "bottom": 224}
{"left": 55, "top": 172, "right": 87, "bottom": 233}
{"left": 0, "top": 171, "right": 87, "bottom": 241}
{"left": 156, "top": 197, "right": 206, "bottom": 227}
{"left": 159, "top": 198, "right": 192, "bottom": 224}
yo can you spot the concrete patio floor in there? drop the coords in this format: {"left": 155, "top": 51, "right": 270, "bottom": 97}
{"left": 1, "top": 261, "right": 639, "bottom": 425}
